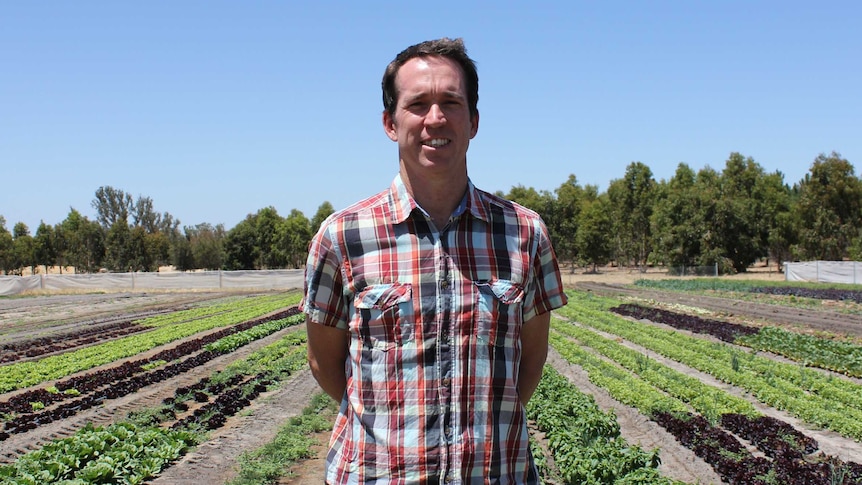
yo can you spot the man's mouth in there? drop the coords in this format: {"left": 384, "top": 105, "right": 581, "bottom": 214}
{"left": 423, "top": 138, "right": 450, "bottom": 148}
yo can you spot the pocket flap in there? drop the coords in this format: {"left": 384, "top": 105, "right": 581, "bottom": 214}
{"left": 476, "top": 278, "right": 524, "bottom": 304}
{"left": 355, "top": 283, "right": 412, "bottom": 310}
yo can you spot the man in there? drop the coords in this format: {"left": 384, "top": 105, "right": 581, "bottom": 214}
{"left": 301, "top": 38, "right": 568, "bottom": 484}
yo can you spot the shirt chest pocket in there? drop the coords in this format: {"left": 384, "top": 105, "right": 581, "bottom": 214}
{"left": 474, "top": 278, "right": 525, "bottom": 347}
{"left": 352, "top": 283, "right": 414, "bottom": 351}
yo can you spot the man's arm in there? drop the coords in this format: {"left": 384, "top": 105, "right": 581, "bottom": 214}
{"left": 517, "top": 311, "right": 551, "bottom": 405}
{"left": 306, "top": 319, "right": 350, "bottom": 402}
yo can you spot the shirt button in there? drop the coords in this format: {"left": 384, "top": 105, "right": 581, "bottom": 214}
{"left": 442, "top": 377, "right": 451, "bottom": 386}
{"left": 441, "top": 279, "right": 450, "bottom": 289}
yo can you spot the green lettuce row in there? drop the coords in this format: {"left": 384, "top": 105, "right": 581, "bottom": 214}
{"left": 552, "top": 319, "right": 757, "bottom": 422}
{"left": 558, "top": 291, "right": 862, "bottom": 441}
{"left": 527, "top": 366, "right": 683, "bottom": 485}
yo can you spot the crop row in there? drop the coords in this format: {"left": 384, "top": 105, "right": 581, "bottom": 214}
{"left": 549, "top": 318, "right": 862, "bottom": 484}
{"left": 633, "top": 278, "right": 862, "bottom": 306}
{"left": 551, "top": 316, "right": 757, "bottom": 420}
{"left": 0, "top": 294, "right": 277, "bottom": 365}
{"left": 561, "top": 291, "right": 862, "bottom": 441}
{"left": 0, "top": 322, "right": 310, "bottom": 483}
{"left": 0, "top": 293, "right": 301, "bottom": 394}
{"left": 611, "top": 303, "right": 862, "bottom": 377}
{"left": 0, "top": 310, "right": 305, "bottom": 440}
{"left": 526, "top": 366, "right": 680, "bottom": 484}
{"left": 0, "top": 421, "right": 197, "bottom": 485}
{"left": 132, "top": 293, "right": 292, "bottom": 328}
{"left": 0, "top": 320, "right": 150, "bottom": 365}
{"left": 750, "top": 285, "right": 862, "bottom": 303}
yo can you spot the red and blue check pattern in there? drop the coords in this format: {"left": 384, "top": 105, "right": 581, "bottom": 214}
{"left": 302, "top": 175, "right": 567, "bottom": 484}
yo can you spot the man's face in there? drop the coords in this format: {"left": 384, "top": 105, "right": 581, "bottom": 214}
{"left": 383, "top": 56, "right": 479, "bottom": 179}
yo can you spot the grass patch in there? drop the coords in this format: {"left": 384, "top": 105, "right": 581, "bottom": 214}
{"left": 227, "top": 393, "right": 337, "bottom": 485}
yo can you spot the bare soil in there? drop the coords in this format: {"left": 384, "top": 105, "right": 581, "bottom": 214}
{"left": 3, "top": 269, "right": 862, "bottom": 484}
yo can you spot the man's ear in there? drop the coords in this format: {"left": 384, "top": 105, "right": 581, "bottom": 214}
{"left": 383, "top": 111, "right": 398, "bottom": 142}
{"left": 470, "top": 111, "right": 479, "bottom": 139}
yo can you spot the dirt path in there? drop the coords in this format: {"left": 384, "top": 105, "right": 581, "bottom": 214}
{"left": 5, "top": 280, "right": 862, "bottom": 485}
{"left": 0, "top": 321, "right": 304, "bottom": 464}
{"left": 149, "top": 368, "right": 321, "bottom": 485}
{"left": 545, "top": 349, "right": 725, "bottom": 484}
{"left": 575, "top": 281, "right": 862, "bottom": 339}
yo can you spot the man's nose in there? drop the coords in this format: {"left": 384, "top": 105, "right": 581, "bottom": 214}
{"left": 426, "top": 104, "right": 446, "bottom": 125}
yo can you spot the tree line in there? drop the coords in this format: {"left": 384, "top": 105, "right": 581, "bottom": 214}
{"left": 1, "top": 151, "right": 858, "bottom": 276}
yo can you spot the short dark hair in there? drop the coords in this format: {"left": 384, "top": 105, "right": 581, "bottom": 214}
{"left": 382, "top": 37, "right": 479, "bottom": 118}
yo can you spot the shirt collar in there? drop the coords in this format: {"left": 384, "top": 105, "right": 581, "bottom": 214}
{"left": 388, "top": 174, "right": 490, "bottom": 224}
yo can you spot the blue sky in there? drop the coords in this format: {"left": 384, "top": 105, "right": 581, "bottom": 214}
{"left": 2, "top": 2, "right": 860, "bottom": 233}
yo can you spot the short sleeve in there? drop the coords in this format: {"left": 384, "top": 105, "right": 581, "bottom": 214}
{"left": 522, "top": 217, "right": 568, "bottom": 322}
{"left": 300, "top": 220, "right": 350, "bottom": 329}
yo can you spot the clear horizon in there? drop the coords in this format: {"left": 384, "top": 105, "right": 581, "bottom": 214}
{"left": 3, "top": 1, "right": 860, "bottom": 232}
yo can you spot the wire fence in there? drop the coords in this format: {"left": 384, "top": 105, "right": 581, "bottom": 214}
{"left": 0, "top": 269, "right": 305, "bottom": 296}
{"left": 666, "top": 264, "right": 720, "bottom": 277}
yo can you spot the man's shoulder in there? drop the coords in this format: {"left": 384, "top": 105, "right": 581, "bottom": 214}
{"left": 473, "top": 187, "right": 544, "bottom": 222}
{"left": 324, "top": 188, "right": 391, "bottom": 224}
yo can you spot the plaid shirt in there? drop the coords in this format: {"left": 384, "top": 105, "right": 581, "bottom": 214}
{"left": 301, "top": 175, "right": 567, "bottom": 485}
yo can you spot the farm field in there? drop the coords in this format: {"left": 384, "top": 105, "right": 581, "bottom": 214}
{"left": 2, "top": 278, "right": 862, "bottom": 484}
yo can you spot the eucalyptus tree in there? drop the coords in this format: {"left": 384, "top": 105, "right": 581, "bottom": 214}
{"left": 0, "top": 217, "right": 14, "bottom": 274}
{"left": 650, "top": 163, "right": 702, "bottom": 268}
{"left": 795, "top": 151, "right": 862, "bottom": 260}
{"left": 279, "top": 209, "right": 312, "bottom": 269}
{"left": 58, "top": 209, "right": 104, "bottom": 273}
{"left": 11, "top": 223, "right": 35, "bottom": 275}
{"left": 254, "top": 206, "right": 285, "bottom": 269}
{"left": 223, "top": 216, "right": 259, "bottom": 270}
{"left": 311, "top": 201, "right": 335, "bottom": 233}
{"left": 574, "top": 188, "right": 613, "bottom": 272}
{"left": 186, "top": 223, "right": 225, "bottom": 270}
{"left": 551, "top": 175, "right": 586, "bottom": 270}
{"left": 717, "top": 153, "right": 772, "bottom": 272}
{"left": 34, "top": 222, "right": 58, "bottom": 274}
{"left": 105, "top": 218, "right": 133, "bottom": 272}
{"left": 607, "top": 162, "right": 656, "bottom": 269}
{"left": 93, "top": 186, "right": 134, "bottom": 229}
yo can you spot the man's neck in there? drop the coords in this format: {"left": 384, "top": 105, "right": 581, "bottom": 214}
{"left": 400, "top": 169, "right": 467, "bottom": 228}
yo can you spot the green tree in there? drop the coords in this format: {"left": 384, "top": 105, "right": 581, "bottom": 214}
{"left": 716, "top": 153, "right": 772, "bottom": 272}
{"left": 574, "top": 189, "right": 613, "bottom": 272}
{"left": 172, "top": 232, "right": 195, "bottom": 271}
{"left": 184, "top": 223, "right": 225, "bottom": 270}
{"left": 59, "top": 209, "right": 105, "bottom": 273}
{"left": 758, "top": 172, "right": 796, "bottom": 270}
{"left": 550, "top": 175, "right": 586, "bottom": 271}
{"left": 796, "top": 152, "right": 862, "bottom": 260}
{"left": 0, "top": 217, "right": 14, "bottom": 274}
{"left": 311, "top": 202, "right": 335, "bottom": 233}
{"left": 105, "top": 219, "right": 133, "bottom": 272}
{"left": 11, "top": 223, "right": 35, "bottom": 275}
{"left": 224, "top": 216, "right": 259, "bottom": 270}
{"left": 254, "top": 207, "right": 285, "bottom": 269}
{"left": 92, "top": 186, "right": 134, "bottom": 229}
{"left": 691, "top": 166, "right": 735, "bottom": 273}
{"left": 278, "top": 209, "right": 312, "bottom": 269}
{"left": 650, "top": 163, "right": 702, "bottom": 268}
{"left": 607, "top": 162, "right": 656, "bottom": 269}
{"left": 504, "top": 185, "right": 546, "bottom": 212}
{"left": 34, "top": 222, "right": 58, "bottom": 274}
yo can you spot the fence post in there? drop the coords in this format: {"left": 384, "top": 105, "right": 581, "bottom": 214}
{"left": 714, "top": 263, "right": 718, "bottom": 277}
{"left": 219, "top": 270, "right": 223, "bottom": 289}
